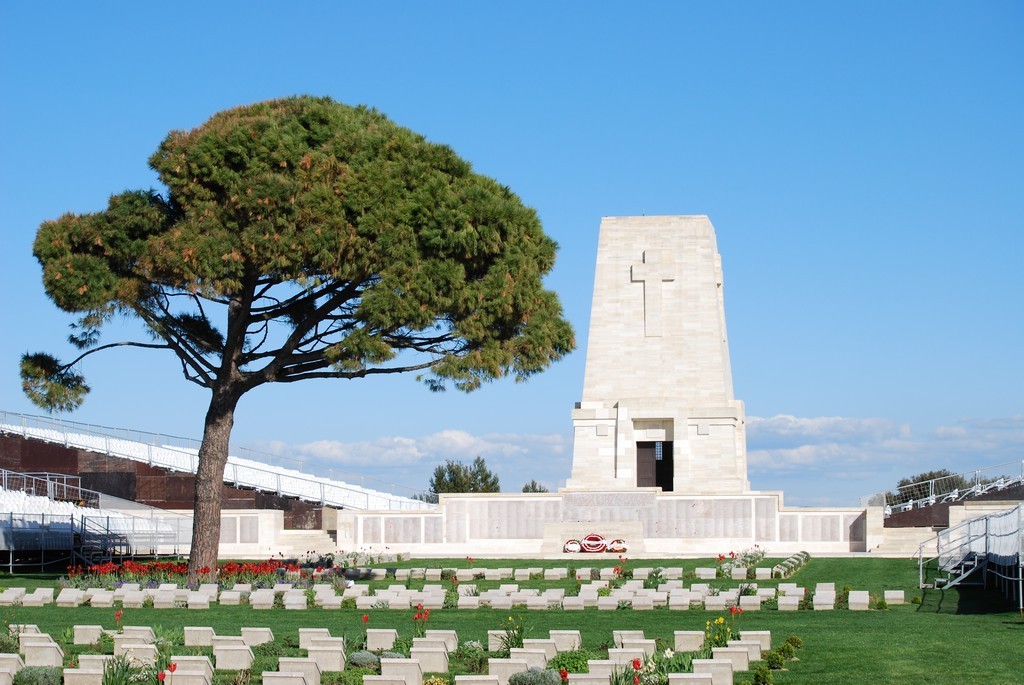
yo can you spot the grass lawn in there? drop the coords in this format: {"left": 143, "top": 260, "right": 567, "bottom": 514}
{"left": 2, "top": 557, "right": 1021, "bottom": 685}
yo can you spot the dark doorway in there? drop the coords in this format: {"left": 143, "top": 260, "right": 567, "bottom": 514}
{"left": 636, "top": 441, "right": 673, "bottom": 491}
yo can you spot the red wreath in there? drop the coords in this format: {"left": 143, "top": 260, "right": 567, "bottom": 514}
{"left": 580, "top": 533, "right": 607, "bottom": 553}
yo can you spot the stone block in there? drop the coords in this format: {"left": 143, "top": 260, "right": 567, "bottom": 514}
{"left": 423, "top": 630, "right": 458, "bottom": 652}
{"left": 381, "top": 658, "right": 423, "bottom": 685}
{"left": 674, "top": 631, "right": 704, "bottom": 653}
{"left": 214, "top": 646, "right": 254, "bottom": 671}
{"left": 726, "top": 641, "right": 761, "bottom": 661}
{"left": 122, "top": 644, "right": 158, "bottom": 667}
{"left": 262, "top": 673, "right": 307, "bottom": 685}
{"left": 778, "top": 596, "right": 801, "bottom": 611}
{"left": 667, "top": 675, "right": 713, "bottom": 685}
{"left": 410, "top": 647, "right": 448, "bottom": 673}
{"left": 711, "top": 647, "right": 748, "bottom": 672}
{"left": 220, "top": 591, "right": 242, "bottom": 606}
{"left": 168, "top": 674, "right": 211, "bottom": 685}
{"left": 22, "top": 643, "right": 63, "bottom": 668}
{"left": 521, "top": 639, "right": 557, "bottom": 661}
{"left": 167, "top": 656, "right": 214, "bottom": 681}
{"left": 121, "top": 591, "right": 146, "bottom": 608}
{"left": 849, "top": 591, "right": 870, "bottom": 611}
{"left": 63, "top": 669, "right": 103, "bottom": 685}
{"left": 730, "top": 568, "right": 748, "bottom": 580}
{"left": 73, "top": 625, "right": 103, "bottom": 645}
{"left": 56, "top": 589, "right": 85, "bottom": 607}
{"left": 884, "top": 590, "right": 905, "bottom": 605}
{"left": 486, "top": 659, "right": 528, "bottom": 685}
{"left": 184, "top": 627, "right": 216, "bottom": 647}
{"left": 508, "top": 649, "right": 547, "bottom": 669}
{"left": 607, "top": 649, "right": 646, "bottom": 665}
{"left": 241, "top": 628, "right": 274, "bottom": 646}
{"left": 454, "top": 677, "right": 500, "bottom": 685}
{"left": 211, "top": 636, "right": 246, "bottom": 649}
{"left": 362, "top": 678, "right": 406, "bottom": 685}
{"left": 691, "top": 658, "right": 733, "bottom": 685}
{"left": 620, "top": 640, "right": 656, "bottom": 658}
{"left": 305, "top": 646, "right": 344, "bottom": 673}
{"left": 631, "top": 596, "right": 654, "bottom": 610}
{"left": 121, "top": 627, "right": 154, "bottom": 642}
{"left": 154, "top": 591, "right": 177, "bottom": 609}
{"left": 568, "top": 676, "right": 610, "bottom": 685}
{"left": 704, "top": 596, "right": 727, "bottom": 611}
{"left": 0, "top": 655, "right": 24, "bottom": 672}
{"left": 76, "top": 656, "right": 110, "bottom": 671}
{"left": 367, "top": 629, "right": 398, "bottom": 651}
{"left": 549, "top": 631, "right": 581, "bottom": 652}
{"left": 584, "top": 661, "right": 615, "bottom": 679}
{"left": 694, "top": 568, "right": 716, "bottom": 580}
{"left": 738, "top": 596, "right": 760, "bottom": 611}
{"left": 562, "top": 596, "right": 584, "bottom": 611}
{"left": 298, "top": 629, "right": 332, "bottom": 649}
{"left": 458, "top": 596, "right": 481, "bottom": 609}
{"left": 277, "top": 659, "right": 320, "bottom": 685}
{"left": 89, "top": 591, "right": 115, "bottom": 607}
{"left": 597, "top": 597, "right": 618, "bottom": 611}
{"left": 740, "top": 631, "right": 771, "bottom": 652}
{"left": 755, "top": 568, "right": 773, "bottom": 580}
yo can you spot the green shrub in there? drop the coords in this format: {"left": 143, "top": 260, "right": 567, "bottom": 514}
{"left": 338, "top": 667, "right": 376, "bottom": 685}
{"left": 762, "top": 651, "right": 784, "bottom": 670}
{"left": 379, "top": 651, "right": 407, "bottom": 660}
{"left": 508, "top": 668, "right": 561, "bottom": 685}
{"left": 784, "top": 635, "right": 803, "bottom": 650}
{"left": 777, "top": 642, "right": 795, "bottom": 660}
{"left": 0, "top": 630, "right": 19, "bottom": 653}
{"left": 752, "top": 664, "right": 774, "bottom": 685}
{"left": 911, "top": 595, "right": 922, "bottom": 605}
{"left": 13, "top": 667, "right": 61, "bottom": 685}
{"left": 548, "top": 649, "right": 591, "bottom": 674}
{"left": 348, "top": 651, "right": 380, "bottom": 669}
{"left": 874, "top": 598, "right": 889, "bottom": 610}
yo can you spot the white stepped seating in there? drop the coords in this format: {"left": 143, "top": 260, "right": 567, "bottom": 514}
{"left": 1, "top": 420, "right": 430, "bottom": 512}
{"left": 0, "top": 488, "right": 171, "bottom": 537}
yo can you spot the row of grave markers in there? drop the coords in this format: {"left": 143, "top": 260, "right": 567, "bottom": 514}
{"left": 2, "top": 624, "right": 775, "bottom": 685}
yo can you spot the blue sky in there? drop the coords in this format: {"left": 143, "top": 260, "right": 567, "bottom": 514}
{"left": 1, "top": 2, "right": 1021, "bottom": 506}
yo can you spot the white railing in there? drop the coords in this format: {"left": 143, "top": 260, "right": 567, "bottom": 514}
{"left": 0, "top": 410, "right": 434, "bottom": 512}
{"left": 918, "top": 502, "right": 1023, "bottom": 611}
{"left": 861, "top": 460, "right": 1024, "bottom": 515}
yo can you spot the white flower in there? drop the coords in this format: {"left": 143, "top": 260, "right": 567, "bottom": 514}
{"left": 663, "top": 649, "right": 674, "bottom": 659}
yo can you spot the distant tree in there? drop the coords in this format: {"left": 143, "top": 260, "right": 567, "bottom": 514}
{"left": 521, "top": 479, "right": 549, "bottom": 493}
{"left": 21, "top": 96, "right": 574, "bottom": 577}
{"left": 425, "top": 456, "right": 500, "bottom": 502}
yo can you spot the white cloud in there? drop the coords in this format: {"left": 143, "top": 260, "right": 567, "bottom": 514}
{"left": 248, "top": 430, "right": 571, "bottom": 496}
{"left": 747, "top": 413, "right": 1024, "bottom": 506}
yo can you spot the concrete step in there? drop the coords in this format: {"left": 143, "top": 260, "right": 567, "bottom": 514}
{"left": 274, "top": 529, "right": 337, "bottom": 557}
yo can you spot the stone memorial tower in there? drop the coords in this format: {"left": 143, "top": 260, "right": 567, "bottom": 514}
{"left": 566, "top": 215, "right": 749, "bottom": 494}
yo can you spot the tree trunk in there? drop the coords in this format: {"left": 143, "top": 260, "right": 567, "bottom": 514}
{"left": 188, "top": 387, "right": 241, "bottom": 580}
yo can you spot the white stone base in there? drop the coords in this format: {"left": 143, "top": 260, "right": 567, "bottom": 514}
{"left": 333, "top": 490, "right": 870, "bottom": 557}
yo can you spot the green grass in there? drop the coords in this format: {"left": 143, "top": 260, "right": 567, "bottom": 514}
{"left": 2, "top": 557, "right": 1021, "bottom": 685}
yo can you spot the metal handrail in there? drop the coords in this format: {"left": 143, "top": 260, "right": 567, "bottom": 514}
{"left": 862, "top": 459, "right": 1024, "bottom": 514}
{"left": 0, "top": 409, "right": 433, "bottom": 512}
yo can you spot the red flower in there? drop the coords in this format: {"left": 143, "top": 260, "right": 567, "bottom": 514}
{"left": 414, "top": 612, "right": 423, "bottom": 621}
{"left": 559, "top": 669, "right": 569, "bottom": 681}
{"left": 633, "top": 677, "right": 640, "bottom": 684}
{"left": 169, "top": 664, "right": 177, "bottom": 673}
{"left": 157, "top": 672, "right": 166, "bottom": 682}
{"left": 730, "top": 605, "right": 743, "bottom": 615}
{"left": 632, "top": 658, "right": 642, "bottom": 670}
{"left": 717, "top": 554, "right": 725, "bottom": 562}
{"left": 362, "top": 614, "right": 369, "bottom": 623}
{"left": 115, "top": 610, "right": 123, "bottom": 623}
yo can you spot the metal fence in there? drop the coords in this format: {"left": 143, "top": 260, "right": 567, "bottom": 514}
{"left": 1, "top": 409, "right": 433, "bottom": 511}
{"left": 861, "top": 459, "right": 1024, "bottom": 515}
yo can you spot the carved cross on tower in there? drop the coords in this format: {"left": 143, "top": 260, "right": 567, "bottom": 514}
{"left": 631, "top": 248, "right": 676, "bottom": 337}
